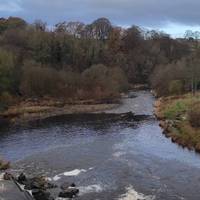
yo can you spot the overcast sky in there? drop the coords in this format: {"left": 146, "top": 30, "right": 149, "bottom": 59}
{"left": 1, "top": 0, "right": 200, "bottom": 37}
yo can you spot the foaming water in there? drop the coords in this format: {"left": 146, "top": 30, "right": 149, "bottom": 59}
{"left": 63, "top": 169, "right": 87, "bottom": 176}
{"left": 79, "top": 184, "right": 103, "bottom": 195}
{"left": 52, "top": 168, "right": 93, "bottom": 181}
{"left": 113, "top": 151, "right": 126, "bottom": 158}
{"left": 118, "top": 186, "right": 155, "bottom": 200}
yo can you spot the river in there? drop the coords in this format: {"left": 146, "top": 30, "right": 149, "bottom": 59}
{"left": 1, "top": 91, "right": 200, "bottom": 200}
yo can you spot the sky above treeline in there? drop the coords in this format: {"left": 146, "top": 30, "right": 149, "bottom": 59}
{"left": 1, "top": 0, "right": 200, "bottom": 37}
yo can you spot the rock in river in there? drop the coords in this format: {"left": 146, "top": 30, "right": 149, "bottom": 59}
{"left": 3, "top": 172, "right": 13, "bottom": 180}
{"left": 58, "top": 188, "right": 79, "bottom": 198}
{"left": 17, "top": 173, "right": 57, "bottom": 190}
{"left": 60, "top": 182, "right": 76, "bottom": 190}
{"left": 17, "top": 173, "right": 27, "bottom": 185}
{"left": 32, "top": 189, "right": 54, "bottom": 200}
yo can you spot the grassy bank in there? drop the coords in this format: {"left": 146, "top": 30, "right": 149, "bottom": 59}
{"left": 155, "top": 93, "right": 200, "bottom": 152}
{"left": 0, "top": 98, "right": 120, "bottom": 125}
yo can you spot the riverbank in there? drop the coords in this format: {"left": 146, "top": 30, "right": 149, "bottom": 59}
{"left": 0, "top": 98, "right": 120, "bottom": 125}
{"left": 154, "top": 93, "right": 200, "bottom": 152}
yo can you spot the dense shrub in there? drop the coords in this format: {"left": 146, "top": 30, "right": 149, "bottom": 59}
{"left": 81, "top": 64, "right": 128, "bottom": 99}
{"left": 0, "top": 49, "right": 15, "bottom": 95}
{"left": 151, "top": 60, "right": 187, "bottom": 96}
{"left": 20, "top": 61, "right": 60, "bottom": 97}
{"left": 188, "top": 102, "right": 200, "bottom": 128}
{"left": 0, "top": 92, "right": 14, "bottom": 111}
{"left": 169, "top": 80, "right": 183, "bottom": 95}
{"left": 109, "top": 67, "right": 129, "bottom": 93}
{"left": 20, "top": 61, "right": 82, "bottom": 98}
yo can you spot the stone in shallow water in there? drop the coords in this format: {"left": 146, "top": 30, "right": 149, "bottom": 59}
{"left": 60, "top": 182, "right": 76, "bottom": 190}
{"left": 17, "top": 173, "right": 27, "bottom": 185}
{"left": 32, "top": 189, "right": 54, "bottom": 200}
{"left": 46, "top": 182, "right": 58, "bottom": 189}
{"left": 3, "top": 172, "right": 13, "bottom": 180}
{"left": 58, "top": 188, "right": 79, "bottom": 198}
{"left": 22, "top": 175, "right": 57, "bottom": 190}
{"left": 70, "top": 183, "right": 76, "bottom": 187}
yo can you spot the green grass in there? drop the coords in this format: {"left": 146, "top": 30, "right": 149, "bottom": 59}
{"left": 160, "top": 93, "right": 200, "bottom": 151}
{"left": 163, "top": 100, "right": 188, "bottom": 119}
{"left": 162, "top": 94, "right": 200, "bottom": 120}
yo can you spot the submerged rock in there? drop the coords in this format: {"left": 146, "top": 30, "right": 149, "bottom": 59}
{"left": 32, "top": 189, "right": 54, "bottom": 200}
{"left": 23, "top": 175, "right": 57, "bottom": 190}
{"left": 70, "top": 183, "right": 76, "bottom": 187}
{"left": 24, "top": 179, "right": 42, "bottom": 190}
{"left": 60, "top": 182, "right": 76, "bottom": 191}
{"left": 128, "top": 93, "right": 137, "bottom": 98}
{"left": 17, "top": 173, "right": 27, "bottom": 185}
{"left": 58, "top": 188, "right": 79, "bottom": 198}
{"left": 3, "top": 172, "right": 13, "bottom": 180}
{"left": 12, "top": 172, "right": 79, "bottom": 199}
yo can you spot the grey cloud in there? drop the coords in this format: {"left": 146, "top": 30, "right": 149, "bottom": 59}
{"left": 2, "top": 0, "right": 200, "bottom": 28}
{"left": 0, "top": 0, "right": 21, "bottom": 12}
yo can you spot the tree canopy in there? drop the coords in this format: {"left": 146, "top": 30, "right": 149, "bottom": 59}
{"left": 0, "top": 16, "right": 194, "bottom": 104}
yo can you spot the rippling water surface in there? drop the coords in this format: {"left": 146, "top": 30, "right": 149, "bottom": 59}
{"left": 1, "top": 91, "right": 200, "bottom": 200}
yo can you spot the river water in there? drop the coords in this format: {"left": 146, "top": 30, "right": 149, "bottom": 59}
{"left": 1, "top": 91, "right": 200, "bottom": 200}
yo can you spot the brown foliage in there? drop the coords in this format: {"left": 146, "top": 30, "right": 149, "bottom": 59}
{"left": 0, "top": 16, "right": 192, "bottom": 101}
{"left": 151, "top": 59, "right": 187, "bottom": 96}
{"left": 188, "top": 102, "right": 200, "bottom": 128}
{"left": 81, "top": 64, "right": 128, "bottom": 99}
